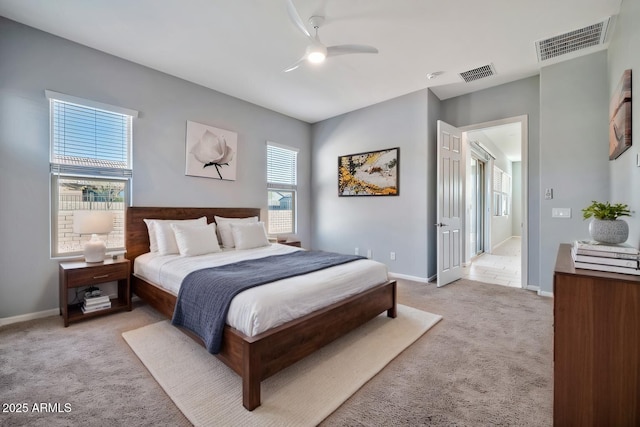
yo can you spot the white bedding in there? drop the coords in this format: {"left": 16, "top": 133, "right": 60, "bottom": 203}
{"left": 134, "top": 244, "right": 389, "bottom": 337}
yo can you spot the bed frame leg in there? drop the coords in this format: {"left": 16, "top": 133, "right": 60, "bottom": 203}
{"left": 242, "top": 341, "right": 261, "bottom": 411}
{"left": 387, "top": 280, "right": 397, "bottom": 318}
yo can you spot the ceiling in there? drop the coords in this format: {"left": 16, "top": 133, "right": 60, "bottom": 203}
{"left": 468, "top": 122, "right": 523, "bottom": 163}
{"left": 0, "top": 0, "right": 622, "bottom": 123}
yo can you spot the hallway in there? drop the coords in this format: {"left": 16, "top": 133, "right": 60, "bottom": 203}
{"left": 462, "top": 237, "right": 521, "bottom": 288}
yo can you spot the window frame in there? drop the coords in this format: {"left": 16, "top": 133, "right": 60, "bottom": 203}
{"left": 266, "top": 142, "right": 298, "bottom": 236}
{"left": 51, "top": 174, "right": 130, "bottom": 258}
{"left": 47, "top": 91, "right": 137, "bottom": 258}
{"left": 493, "top": 166, "right": 511, "bottom": 217}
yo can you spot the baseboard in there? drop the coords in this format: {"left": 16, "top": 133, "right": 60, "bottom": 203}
{"left": 491, "top": 235, "right": 521, "bottom": 252}
{"left": 1, "top": 296, "right": 142, "bottom": 327}
{"left": 525, "top": 284, "right": 553, "bottom": 297}
{"left": 388, "top": 272, "right": 429, "bottom": 283}
{"left": 0, "top": 308, "right": 59, "bottom": 327}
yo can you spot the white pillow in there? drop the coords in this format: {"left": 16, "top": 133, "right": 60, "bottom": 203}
{"left": 230, "top": 222, "right": 270, "bottom": 250}
{"left": 143, "top": 219, "right": 159, "bottom": 252}
{"left": 214, "top": 216, "right": 258, "bottom": 248}
{"left": 145, "top": 217, "right": 207, "bottom": 254}
{"left": 170, "top": 222, "right": 221, "bottom": 256}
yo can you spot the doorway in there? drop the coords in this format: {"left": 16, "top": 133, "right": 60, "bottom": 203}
{"left": 460, "top": 115, "right": 528, "bottom": 289}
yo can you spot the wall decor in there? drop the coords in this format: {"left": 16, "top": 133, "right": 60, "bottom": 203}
{"left": 185, "top": 121, "right": 237, "bottom": 180}
{"left": 609, "top": 69, "right": 632, "bottom": 160}
{"left": 338, "top": 147, "right": 399, "bottom": 196}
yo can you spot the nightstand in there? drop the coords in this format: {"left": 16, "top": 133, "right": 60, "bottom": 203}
{"left": 280, "top": 239, "right": 301, "bottom": 248}
{"left": 59, "top": 258, "right": 131, "bottom": 327}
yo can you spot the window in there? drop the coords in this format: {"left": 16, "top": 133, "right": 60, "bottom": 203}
{"left": 267, "top": 142, "right": 298, "bottom": 235}
{"left": 47, "top": 90, "right": 137, "bottom": 257}
{"left": 493, "top": 166, "right": 511, "bottom": 217}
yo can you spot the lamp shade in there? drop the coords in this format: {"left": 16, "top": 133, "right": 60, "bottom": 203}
{"left": 73, "top": 211, "right": 114, "bottom": 263}
{"left": 73, "top": 211, "right": 114, "bottom": 235}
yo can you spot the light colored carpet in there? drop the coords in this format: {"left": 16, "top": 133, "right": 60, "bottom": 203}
{"left": 0, "top": 279, "right": 552, "bottom": 426}
{"left": 122, "top": 304, "right": 441, "bottom": 427}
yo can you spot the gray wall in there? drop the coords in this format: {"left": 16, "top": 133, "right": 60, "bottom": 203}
{"left": 311, "top": 89, "right": 431, "bottom": 280}
{"left": 3, "top": 2, "right": 637, "bottom": 319}
{"left": 0, "top": 18, "right": 311, "bottom": 318}
{"left": 440, "top": 76, "right": 541, "bottom": 287}
{"left": 538, "top": 51, "right": 609, "bottom": 293}
{"left": 607, "top": 0, "right": 640, "bottom": 249}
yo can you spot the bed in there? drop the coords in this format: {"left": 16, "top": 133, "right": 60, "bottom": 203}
{"left": 125, "top": 206, "right": 397, "bottom": 410}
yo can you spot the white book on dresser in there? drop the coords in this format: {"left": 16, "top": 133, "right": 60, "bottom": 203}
{"left": 572, "top": 260, "right": 640, "bottom": 276}
{"left": 571, "top": 247, "right": 639, "bottom": 268}
{"left": 573, "top": 240, "right": 639, "bottom": 255}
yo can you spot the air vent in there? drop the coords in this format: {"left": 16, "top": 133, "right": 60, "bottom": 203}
{"left": 535, "top": 17, "right": 610, "bottom": 62}
{"left": 459, "top": 64, "right": 496, "bottom": 83}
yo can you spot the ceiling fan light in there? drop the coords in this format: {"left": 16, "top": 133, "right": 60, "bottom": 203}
{"left": 307, "top": 51, "right": 326, "bottom": 63}
{"left": 306, "top": 43, "right": 327, "bottom": 64}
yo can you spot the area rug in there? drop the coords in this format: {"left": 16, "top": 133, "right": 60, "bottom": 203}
{"left": 122, "top": 304, "right": 441, "bottom": 426}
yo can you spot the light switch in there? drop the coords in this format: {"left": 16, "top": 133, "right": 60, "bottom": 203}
{"left": 552, "top": 208, "right": 571, "bottom": 218}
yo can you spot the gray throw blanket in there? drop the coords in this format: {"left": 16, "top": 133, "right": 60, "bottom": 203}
{"left": 171, "top": 250, "right": 366, "bottom": 354}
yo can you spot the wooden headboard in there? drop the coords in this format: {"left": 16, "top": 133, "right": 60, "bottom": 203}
{"left": 125, "top": 207, "right": 261, "bottom": 262}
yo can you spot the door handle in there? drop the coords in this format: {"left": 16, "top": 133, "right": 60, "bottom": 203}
{"left": 434, "top": 223, "right": 445, "bottom": 227}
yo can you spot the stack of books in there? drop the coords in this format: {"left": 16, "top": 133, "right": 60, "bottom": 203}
{"left": 572, "top": 240, "right": 640, "bottom": 275}
{"left": 82, "top": 294, "right": 111, "bottom": 314}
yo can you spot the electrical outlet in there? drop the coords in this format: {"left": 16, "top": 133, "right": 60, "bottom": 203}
{"left": 354, "top": 247, "right": 359, "bottom": 255}
{"left": 390, "top": 252, "right": 396, "bottom": 260}
{"left": 552, "top": 208, "right": 571, "bottom": 218}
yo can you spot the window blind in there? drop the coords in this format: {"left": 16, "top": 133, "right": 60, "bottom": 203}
{"left": 267, "top": 143, "right": 298, "bottom": 190}
{"left": 48, "top": 93, "right": 134, "bottom": 176}
{"left": 502, "top": 174, "right": 511, "bottom": 194}
{"left": 493, "top": 166, "right": 503, "bottom": 192}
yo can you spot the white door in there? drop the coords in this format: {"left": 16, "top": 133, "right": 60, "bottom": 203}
{"left": 437, "top": 121, "right": 464, "bottom": 287}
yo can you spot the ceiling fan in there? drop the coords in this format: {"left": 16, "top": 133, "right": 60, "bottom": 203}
{"left": 284, "top": 0, "right": 379, "bottom": 72}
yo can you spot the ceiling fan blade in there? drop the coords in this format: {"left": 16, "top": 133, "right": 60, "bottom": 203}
{"left": 286, "top": 0, "right": 312, "bottom": 39}
{"left": 327, "top": 44, "right": 379, "bottom": 57}
{"left": 283, "top": 56, "right": 306, "bottom": 72}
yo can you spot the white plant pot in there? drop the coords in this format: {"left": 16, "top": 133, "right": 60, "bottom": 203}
{"left": 589, "top": 219, "right": 629, "bottom": 244}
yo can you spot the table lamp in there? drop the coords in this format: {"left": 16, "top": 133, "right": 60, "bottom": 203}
{"left": 73, "top": 211, "right": 114, "bottom": 263}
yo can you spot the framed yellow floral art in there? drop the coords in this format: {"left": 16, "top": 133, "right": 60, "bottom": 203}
{"left": 338, "top": 147, "right": 399, "bottom": 196}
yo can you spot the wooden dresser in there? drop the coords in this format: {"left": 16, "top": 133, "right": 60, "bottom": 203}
{"left": 553, "top": 243, "right": 640, "bottom": 426}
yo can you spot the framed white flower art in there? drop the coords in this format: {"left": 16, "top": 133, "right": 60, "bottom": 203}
{"left": 185, "top": 121, "right": 237, "bottom": 180}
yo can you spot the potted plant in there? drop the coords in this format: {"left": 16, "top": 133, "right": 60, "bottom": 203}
{"left": 582, "top": 201, "right": 631, "bottom": 244}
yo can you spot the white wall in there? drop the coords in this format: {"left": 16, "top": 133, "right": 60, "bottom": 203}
{"left": 0, "top": 18, "right": 311, "bottom": 318}
{"left": 512, "top": 162, "right": 523, "bottom": 237}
